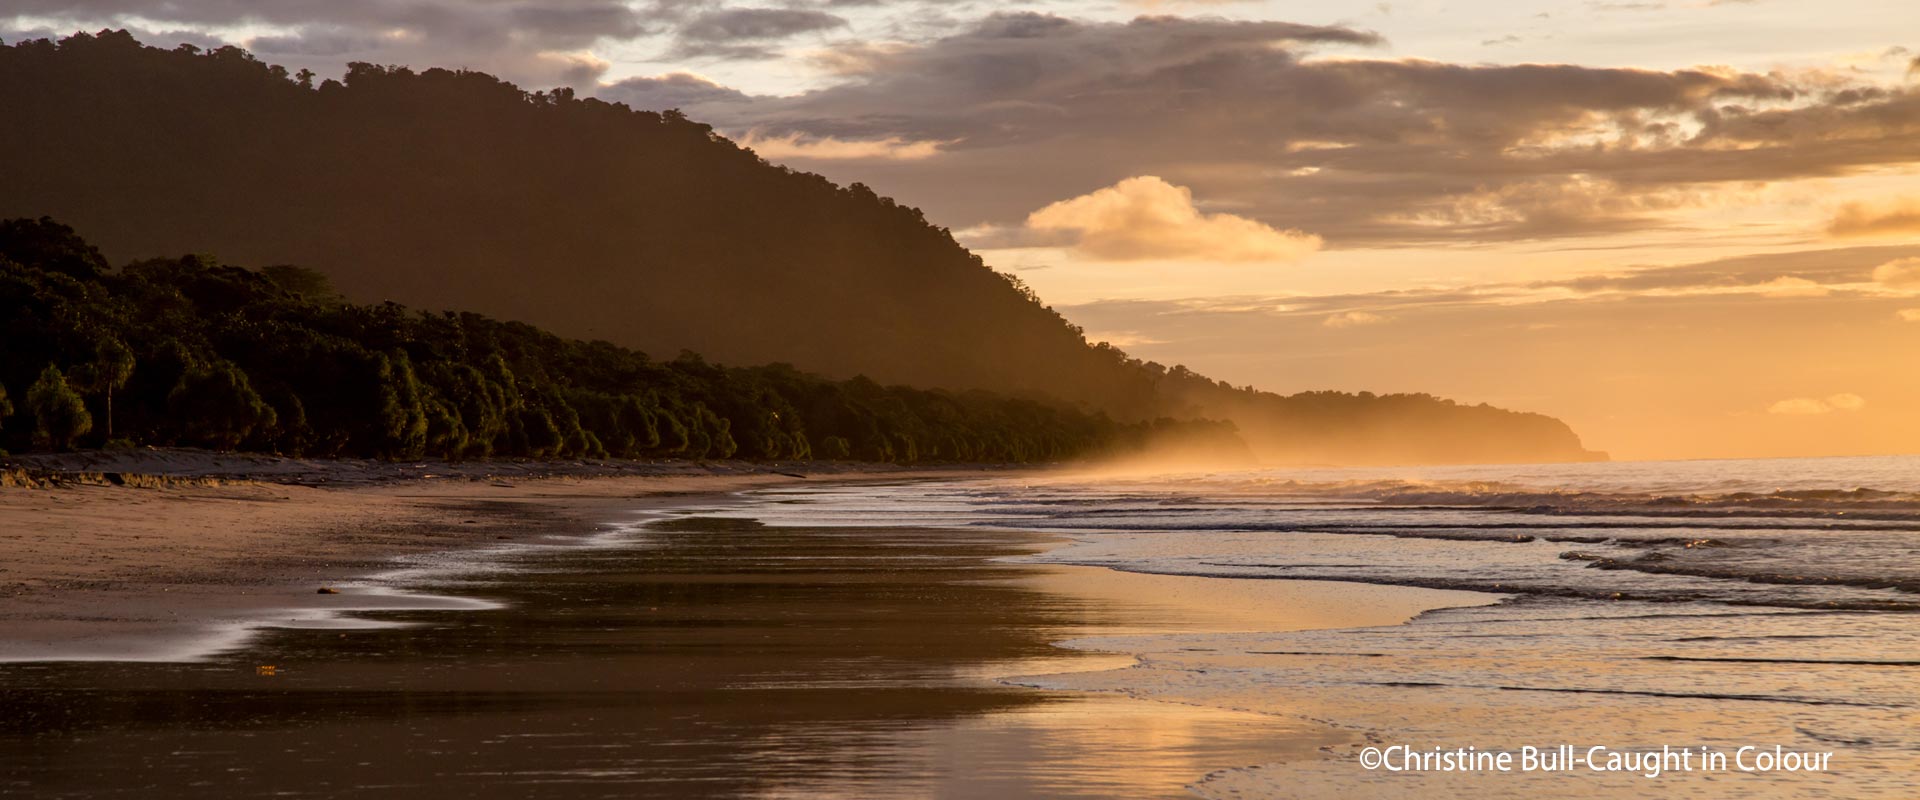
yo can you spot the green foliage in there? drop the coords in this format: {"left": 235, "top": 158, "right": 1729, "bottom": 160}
{"left": 27, "top": 363, "right": 91, "bottom": 450}
{"left": 73, "top": 335, "right": 134, "bottom": 438}
{"left": 0, "top": 220, "right": 1243, "bottom": 464}
{"left": 167, "top": 359, "right": 276, "bottom": 450}
{"left": 73, "top": 337, "right": 134, "bottom": 395}
{"left": 817, "top": 436, "right": 852, "bottom": 461}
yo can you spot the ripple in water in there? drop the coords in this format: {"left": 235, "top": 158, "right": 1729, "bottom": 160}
{"left": 733, "top": 455, "right": 1920, "bottom": 798}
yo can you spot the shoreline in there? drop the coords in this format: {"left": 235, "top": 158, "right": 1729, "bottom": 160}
{"left": 0, "top": 475, "right": 1493, "bottom": 797}
{"left": 0, "top": 446, "right": 1015, "bottom": 488}
{"left": 0, "top": 451, "right": 1012, "bottom": 662}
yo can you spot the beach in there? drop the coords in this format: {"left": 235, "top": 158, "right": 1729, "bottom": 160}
{"left": 0, "top": 456, "right": 1481, "bottom": 797}
{"left": 0, "top": 450, "right": 959, "bottom": 662}
{"left": 10, "top": 455, "right": 1913, "bottom": 797}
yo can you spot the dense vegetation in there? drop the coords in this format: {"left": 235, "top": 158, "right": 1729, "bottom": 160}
{"left": 0, "top": 218, "right": 1242, "bottom": 463}
{"left": 0, "top": 31, "right": 1599, "bottom": 464}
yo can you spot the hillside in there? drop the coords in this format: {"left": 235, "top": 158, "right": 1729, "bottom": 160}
{"left": 0, "top": 217, "right": 1243, "bottom": 463}
{"left": 0, "top": 31, "right": 1602, "bottom": 464}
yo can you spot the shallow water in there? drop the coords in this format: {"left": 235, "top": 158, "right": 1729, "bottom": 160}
{"left": 731, "top": 456, "right": 1920, "bottom": 798}
{"left": 0, "top": 515, "right": 1352, "bottom": 798}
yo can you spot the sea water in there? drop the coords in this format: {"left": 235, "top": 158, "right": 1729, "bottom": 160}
{"left": 733, "top": 455, "right": 1920, "bottom": 798}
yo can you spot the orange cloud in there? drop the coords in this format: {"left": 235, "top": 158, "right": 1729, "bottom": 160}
{"left": 1323, "top": 311, "right": 1386, "bottom": 328}
{"left": 1027, "top": 176, "right": 1322, "bottom": 262}
{"left": 1829, "top": 200, "right": 1920, "bottom": 238}
{"left": 1768, "top": 393, "right": 1866, "bottom": 415}
{"left": 740, "top": 131, "right": 945, "bottom": 161}
{"left": 1873, "top": 257, "right": 1920, "bottom": 290}
{"left": 1753, "top": 276, "right": 1830, "bottom": 298}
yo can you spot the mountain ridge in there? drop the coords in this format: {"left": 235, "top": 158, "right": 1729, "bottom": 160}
{"left": 0, "top": 30, "right": 1603, "bottom": 465}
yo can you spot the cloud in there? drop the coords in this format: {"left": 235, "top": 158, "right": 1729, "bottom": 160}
{"left": 1899, "top": 308, "right": 1920, "bottom": 321}
{"left": 1049, "top": 244, "right": 1919, "bottom": 337}
{"left": 685, "top": 12, "right": 1920, "bottom": 245}
{"left": 599, "top": 72, "right": 754, "bottom": 110}
{"left": 673, "top": 8, "right": 847, "bottom": 59}
{"left": 1323, "top": 311, "right": 1386, "bottom": 328}
{"left": 1768, "top": 393, "right": 1866, "bottom": 415}
{"left": 1527, "top": 244, "right": 1920, "bottom": 296}
{"left": 1828, "top": 199, "right": 1920, "bottom": 237}
{"left": 1752, "top": 276, "right": 1830, "bottom": 297}
{"left": 1827, "top": 393, "right": 1867, "bottom": 411}
{"left": 1084, "top": 330, "right": 1167, "bottom": 347}
{"left": 6, "top": 1, "right": 653, "bottom": 88}
{"left": 27, "top": 10, "right": 1920, "bottom": 248}
{"left": 1873, "top": 257, "right": 1920, "bottom": 289}
{"left": 741, "top": 131, "right": 945, "bottom": 161}
{"left": 1025, "top": 177, "right": 1322, "bottom": 262}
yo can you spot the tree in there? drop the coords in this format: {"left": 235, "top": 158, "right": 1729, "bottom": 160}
{"left": 818, "top": 435, "right": 852, "bottom": 460}
{"left": 27, "top": 364, "right": 92, "bottom": 450}
{"left": 0, "top": 217, "right": 1268, "bottom": 466}
{"left": 258, "top": 264, "right": 339, "bottom": 301}
{"left": 167, "top": 361, "right": 276, "bottom": 450}
{"left": 372, "top": 353, "right": 428, "bottom": 459}
{"left": 73, "top": 337, "right": 134, "bottom": 440}
{"left": 0, "top": 382, "right": 12, "bottom": 450}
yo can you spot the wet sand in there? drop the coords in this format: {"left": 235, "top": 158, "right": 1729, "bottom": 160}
{"left": 0, "top": 483, "right": 1481, "bottom": 797}
{"left": 0, "top": 466, "right": 994, "bottom": 661}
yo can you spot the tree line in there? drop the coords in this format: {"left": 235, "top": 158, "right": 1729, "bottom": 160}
{"left": 0, "top": 218, "right": 1242, "bottom": 463}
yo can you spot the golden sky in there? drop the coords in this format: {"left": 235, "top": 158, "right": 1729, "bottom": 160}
{"left": 10, "top": 0, "right": 1920, "bottom": 459}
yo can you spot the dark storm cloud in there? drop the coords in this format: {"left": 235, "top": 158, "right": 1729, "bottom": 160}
{"left": 248, "top": 28, "right": 380, "bottom": 57}
{"left": 672, "top": 7, "right": 846, "bottom": 59}
{"left": 728, "top": 14, "right": 1383, "bottom": 146}
{"left": 2, "top": 0, "right": 651, "bottom": 42}
{"left": 4, "top": 0, "right": 653, "bottom": 87}
{"left": 656, "top": 12, "right": 1920, "bottom": 244}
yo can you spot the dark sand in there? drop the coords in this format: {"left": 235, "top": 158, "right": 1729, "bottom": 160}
{"left": 0, "top": 459, "right": 999, "bottom": 661}
{"left": 0, "top": 467, "right": 1484, "bottom": 797}
{"left": 0, "top": 505, "right": 1375, "bottom": 798}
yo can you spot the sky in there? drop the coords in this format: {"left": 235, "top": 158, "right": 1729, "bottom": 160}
{"left": 6, "top": 0, "right": 1920, "bottom": 460}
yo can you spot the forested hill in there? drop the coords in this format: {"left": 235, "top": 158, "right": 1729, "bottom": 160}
{"left": 0, "top": 31, "right": 1603, "bottom": 465}
{"left": 0, "top": 217, "right": 1244, "bottom": 462}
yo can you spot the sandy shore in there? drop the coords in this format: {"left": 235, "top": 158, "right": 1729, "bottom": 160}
{"left": 0, "top": 482, "right": 1484, "bottom": 798}
{"left": 0, "top": 453, "right": 1507, "bottom": 797}
{"left": 0, "top": 449, "right": 1005, "bottom": 660}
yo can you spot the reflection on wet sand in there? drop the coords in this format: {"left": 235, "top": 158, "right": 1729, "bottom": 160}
{"left": 0, "top": 514, "right": 1391, "bottom": 798}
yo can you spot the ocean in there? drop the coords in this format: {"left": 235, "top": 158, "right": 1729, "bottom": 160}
{"left": 726, "top": 455, "right": 1920, "bottom": 798}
